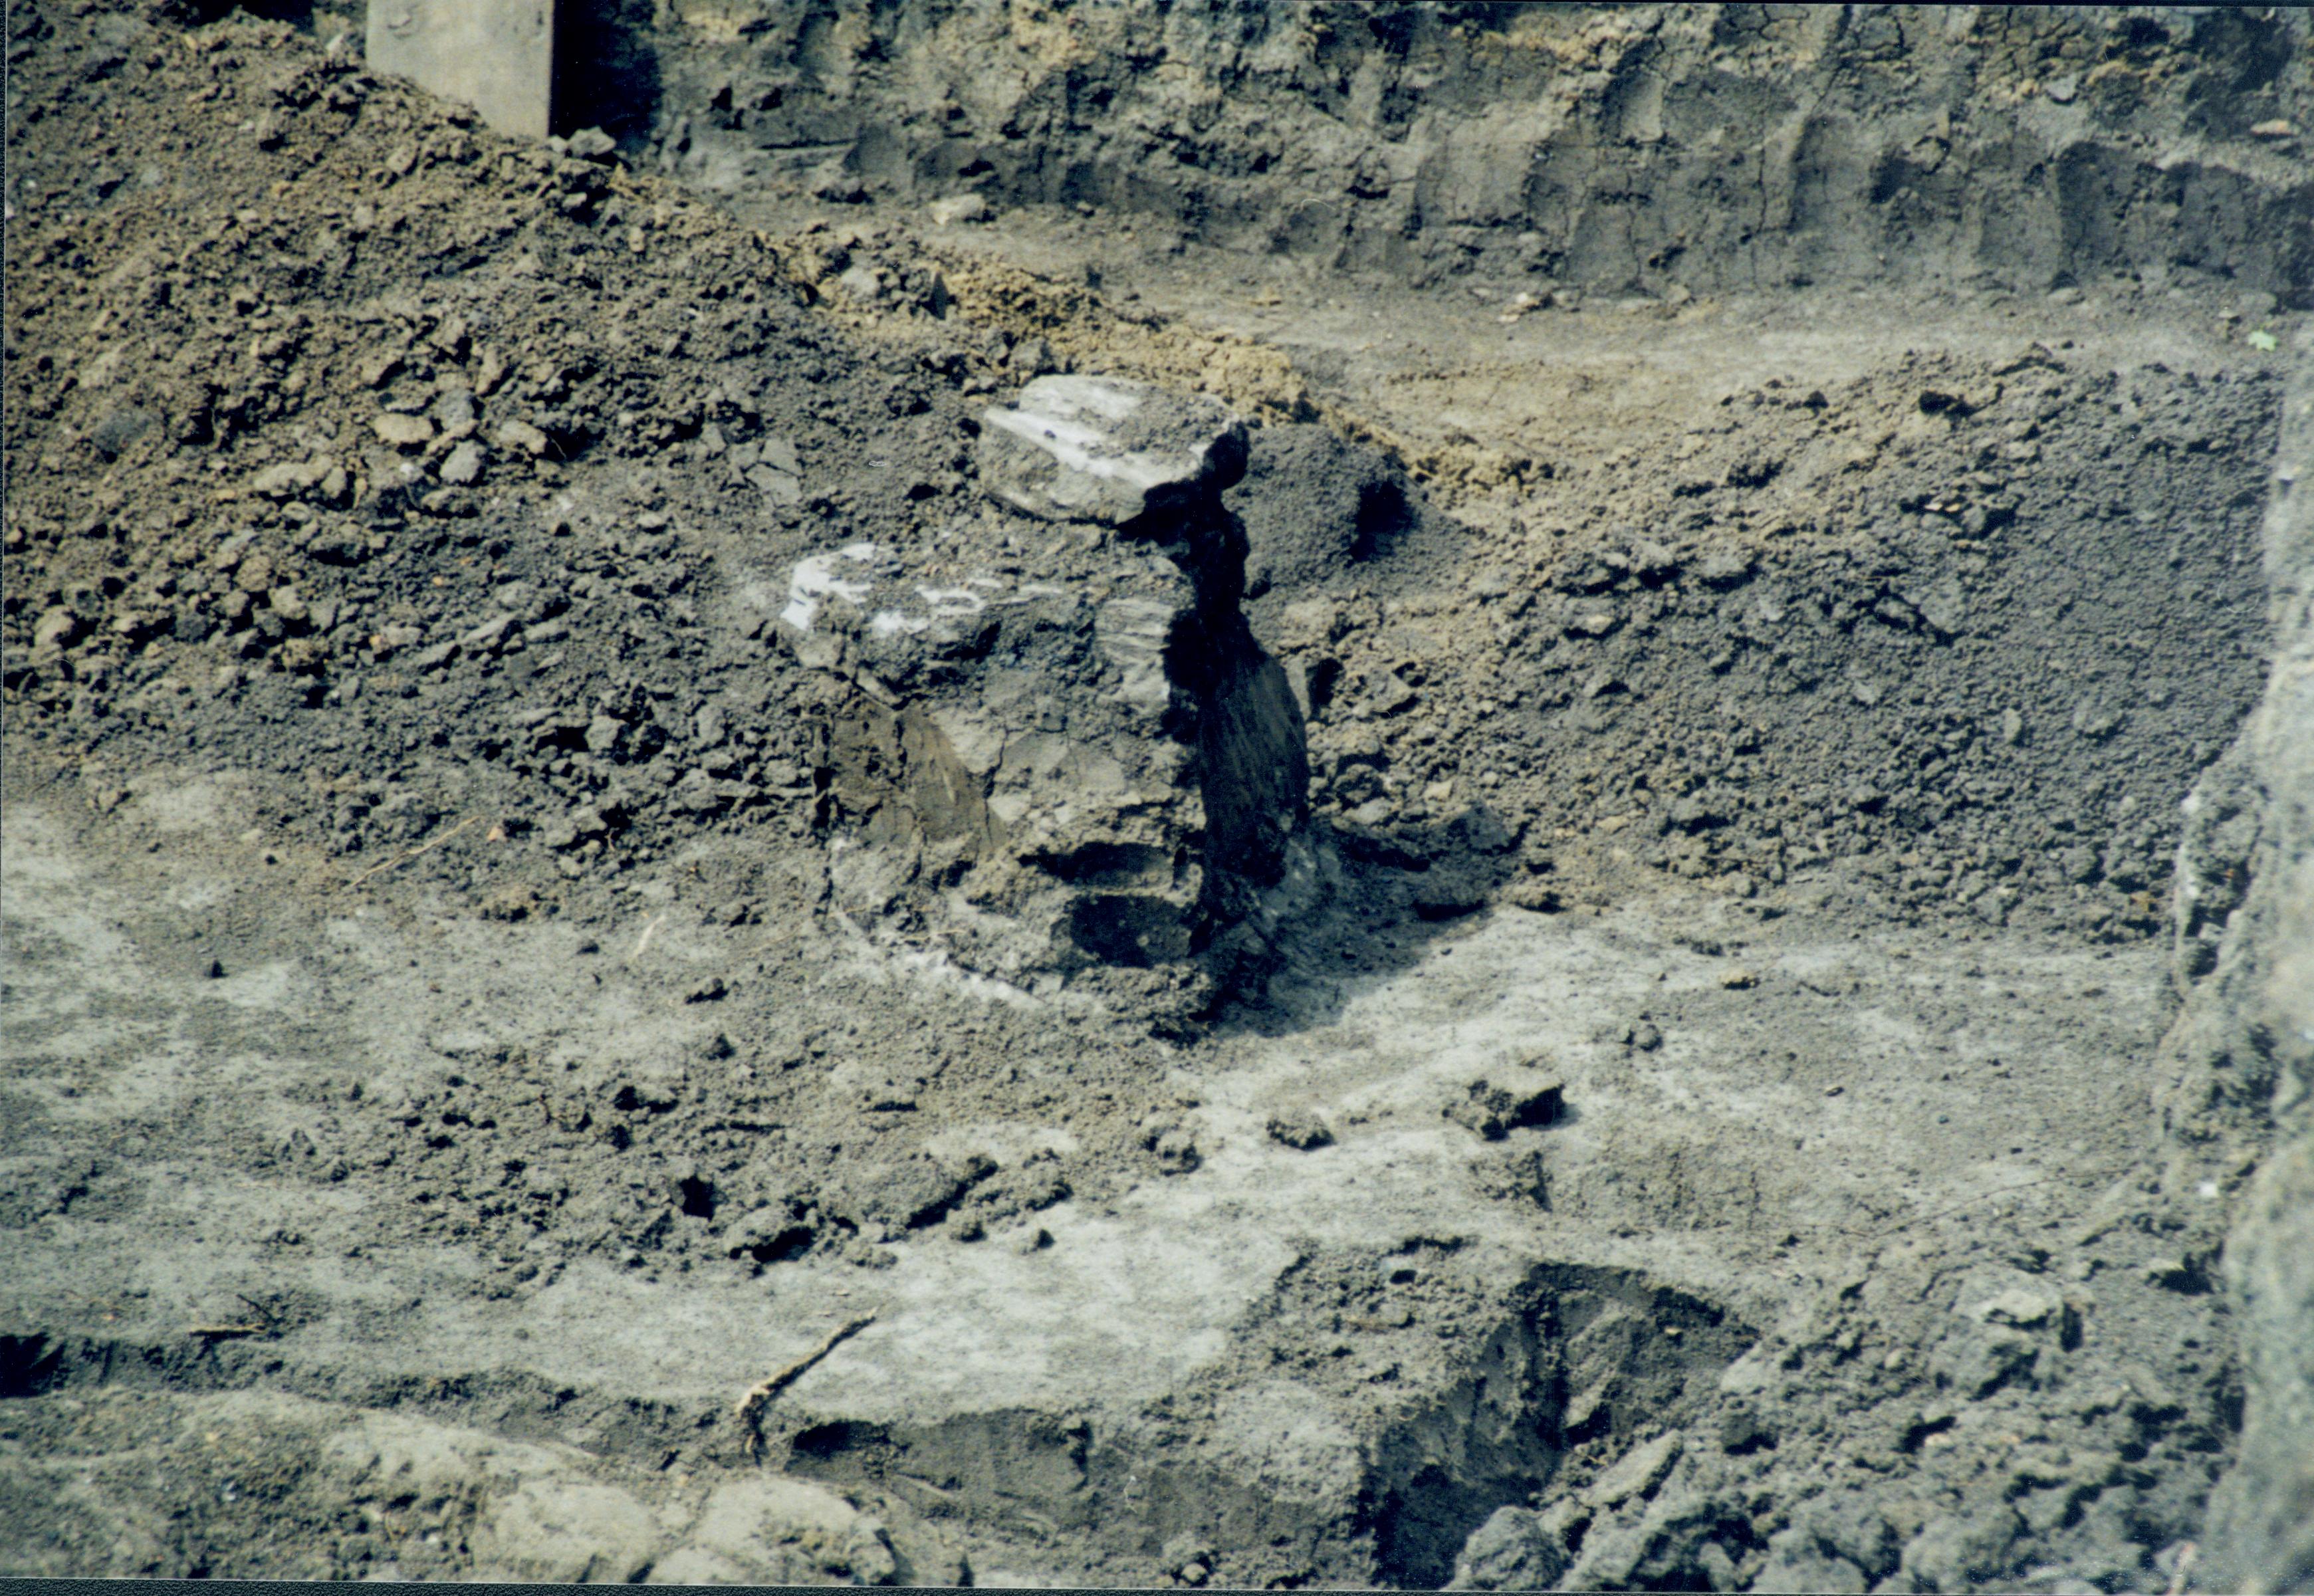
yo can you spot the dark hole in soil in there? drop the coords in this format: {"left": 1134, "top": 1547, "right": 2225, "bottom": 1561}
{"left": 737, "top": 1226, "right": 815, "bottom": 1265}
{"left": 1305, "top": 657, "right": 1343, "bottom": 715}
{"left": 554, "top": 0, "right": 662, "bottom": 144}
{"left": 1033, "top": 840, "right": 1173, "bottom": 889}
{"left": 676, "top": 1175, "right": 716, "bottom": 1219}
{"left": 789, "top": 1419, "right": 887, "bottom": 1460}
{"left": 0, "top": 1334, "right": 65, "bottom": 1400}
{"left": 1350, "top": 479, "right": 1414, "bottom": 562}
{"left": 1069, "top": 893, "right": 1185, "bottom": 967}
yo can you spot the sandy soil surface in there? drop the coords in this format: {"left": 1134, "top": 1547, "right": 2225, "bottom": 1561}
{"left": 3, "top": 4, "right": 2306, "bottom": 1591}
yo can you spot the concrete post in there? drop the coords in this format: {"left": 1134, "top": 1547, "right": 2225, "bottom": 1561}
{"left": 366, "top": 0, "right": 555, "bottom": 141}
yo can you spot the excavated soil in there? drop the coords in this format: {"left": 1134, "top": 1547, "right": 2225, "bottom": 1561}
{"left": 3, "top": 4, "right": 2307, "bottom": 1592}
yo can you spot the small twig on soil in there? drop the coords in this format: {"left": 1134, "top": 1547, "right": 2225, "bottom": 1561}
{"left": 2163, "top": 1541, "right": 2197, "bottom": 1596}
{"left": 628, "top": 911, "right": 668, "bottom": 963}
{"left": 734, "top": 1313, "right": 878, "bottom": 1462}
{"left": 187, "top": 1323, "right": 268, "bottom": 1340}
{"left": 352, "top": 814, "right": 481, "bottom": 886}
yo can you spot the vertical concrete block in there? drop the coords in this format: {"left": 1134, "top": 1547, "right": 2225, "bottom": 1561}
{"left": 366, "top": 0, "right": 554, "bottom": 141}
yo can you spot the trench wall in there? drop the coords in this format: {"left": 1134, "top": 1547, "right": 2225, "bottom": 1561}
{"left": 604, "top": 2, "right": 2314, "bottom": 305}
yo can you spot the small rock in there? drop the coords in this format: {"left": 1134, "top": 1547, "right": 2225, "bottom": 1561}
{"left": 1631, "top": 541, "right": 1678, "bottom": 578}
{"left": 1448, "top": 1500, "right": 1583, "bottom": 1591}
{"left": 1153, "top": 1125, "right": 1201, "bottom": 1175}
{"left": 251, "top": 459, "right": 332, "bottom": 498}
{"left": 1366, "top": 671, "right": 1419, "bottom": 715}
{"left": 31, "top": 606, "right": 83, "bottom": 651}
{"left": 479, "top": 884, "right": 537, "bottom": 922}
{"left": 929, "top": 192, "right": 990, "bottom": 226}
{"left": 89, "top": 406, "right": 156, "bottom": 458}
{"left": 1718, "top": 1407, "right": 1776, "bottom": 1454}
{"left": 496, "top": 419, "right": 552, "bottom": 457}
{"left": 1580, "top": 1433, "right": 1682, "bottom": 1510}
{"left": 670, "top": 1476, "right": 897, "bottom": 1585}
{"left": 1503, "top": 877, "right": 1561, "bottom": 912}
{"left": 835, "top": 263, "right": 884, "bottom": 300}
{"left": 747, "top": 463, "right": 801, "bottom": 505}
{"left": 1755, "top": 1528, "right": 1868, "bottom": 1594}
{"left": 1971, "top": 1284, "right": 2064, "bottom": 1328}
{"left": 458, "top": 614, "right": 518, "bottom": 653}
{"left": 439, "top": 441, "right": 487, "bottom": 486}
{"left": 2142, "top": 1256, "right": 2207, "bottom": 1293}
{"left": 1669, "top": 793, "right": 1725, "bottom": 832}
{"left": 1445, "top": 1070, "right": 1563, "bottom": 1140}
{"left": 1266, "top": 1109, "right": 1334, "bottom": 1151}
{"left": 1164, "top": 1536, "right": 1215, "bottom": 1587}
{"left": 358, "top": 348, "right": 402, "bottom": 387}
{"left": 1898, "top": 1506, "right": 2022, "bottom": 1591}
{"left": 565, "top": 126, "right": 618, "bottom": 162}
{"left": 432, "top": 388, "right": 479, "bottom": 435}
{"left": 373, "top": 413, "right": 434, "bottom": 449}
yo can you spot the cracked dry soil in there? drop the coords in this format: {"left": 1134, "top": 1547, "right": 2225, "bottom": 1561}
{"left": 3, "top": 3, "right": 2309, "bottom": 1591}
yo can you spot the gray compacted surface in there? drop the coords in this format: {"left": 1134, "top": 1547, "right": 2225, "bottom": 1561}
{"left": 3, "top": 3, "right": 2310, "bottom": 1591}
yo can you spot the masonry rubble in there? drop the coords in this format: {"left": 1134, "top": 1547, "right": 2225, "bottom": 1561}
{"left": 776, "top": 374, "right": 1320, "bottom": 1013}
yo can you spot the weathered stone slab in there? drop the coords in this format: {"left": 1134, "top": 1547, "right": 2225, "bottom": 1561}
{"left": 979, "top": 375, "right": 1250, "bottom": 528}
{"left": 366, "top": 0, "right": 554, "bottom": 142}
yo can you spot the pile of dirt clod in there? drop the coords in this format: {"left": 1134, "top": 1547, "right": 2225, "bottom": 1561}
{"left": 2, "top": 2, "right": 1203, "bottom": 1278}
{"left": 1273, "top": 348, "right": 2280, "bottom": 945}
{"left": 2, "top": 6, "right": 979, "bottom": 888}
{"left": 5, "top": 2, "right": 2283, "bottom": 986}
{"left": 800, "top": 222, "right": 2281, "bottom": 949}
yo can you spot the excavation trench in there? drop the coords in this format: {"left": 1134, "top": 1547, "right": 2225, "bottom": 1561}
{"left": 3, "top": 3, "right": 2308, "bottom": 1591}
{"left": 762, "top": 1260, "right": 1749, "bottom": 1587}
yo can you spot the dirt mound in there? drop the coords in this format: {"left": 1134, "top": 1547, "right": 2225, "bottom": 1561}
{"left": 1, "top": 3, "right": 1194, "bottom": 1276}
{"left": 716, "top": 217, "right": 2285, "bottom": 953}
{"left": 1284, "top": 347, "right": 2277, "bottom": 943}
